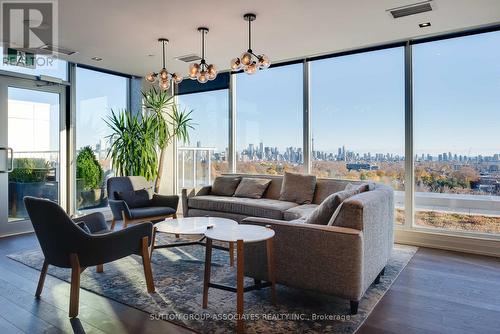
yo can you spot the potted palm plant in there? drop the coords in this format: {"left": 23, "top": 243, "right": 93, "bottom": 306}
{"left": 105, "top": 88, "right": 193, "bottom": 191}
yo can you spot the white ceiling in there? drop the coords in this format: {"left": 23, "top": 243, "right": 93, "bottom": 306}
{"left": 52, "top": 0, "right": 500, "bottom": 76}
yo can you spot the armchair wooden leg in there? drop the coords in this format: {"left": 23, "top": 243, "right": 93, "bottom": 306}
{"left": 141, "top": 236, "right": 155, "bottom": 293}
{"left": 150, "top": 226, "right": 157, "bottom": 259}
{"left": 69, "top": 254, "right": 81, "bottom": 318}
{"left": 35, "top": 260, "right": 49, "bottom": 298}
{"left": 229, "top": 242, "right": 234, "bottom": 267}
{"left": 172, "top": 213, "right": 180, "bottom": 239}
{"left": 96, "top": 264, "right": 103, "bottom": 273}
{"left": 173, "top": 214, "right": 179, "bottom": 238}
{"left": 110, "top": 219, "right": 116, "bottom": 230}
{"left": 121, "top": 211, "right": 128, "bottom": 229}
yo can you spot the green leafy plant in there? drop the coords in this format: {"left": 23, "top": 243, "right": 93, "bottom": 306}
{"left": 105, "top": 110, "right": 159, "bottom": 180}
{"left": 76, "top": 146, "right": 103, "bottom": 191}
{"left": 142, "top": 87, "right": 194, "bottom": 191}
{"left": 105, "top": 87, "right": 194, "bottom": 190}
{"left": 8, "top": 158, "right": 50, "bottom": 183}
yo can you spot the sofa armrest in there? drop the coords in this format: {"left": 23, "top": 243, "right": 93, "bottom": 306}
{"left": 241, "top": 217, "right": 364, "bottom": 301}
{"left": 181, "top": 186, "right": 212, "bottom": 217}
{"left": 151, "top": 193, "right": 179, "bottom": 211}
{"left": 334, "top": 187, "right": 394, "bottom": 291}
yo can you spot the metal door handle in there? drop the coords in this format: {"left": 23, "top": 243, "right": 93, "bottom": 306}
{"left": 7, "top": 147, "right": 13, "bottom": 172}
{"left": 0, "top": 147, "right": 13, "bottom": 173}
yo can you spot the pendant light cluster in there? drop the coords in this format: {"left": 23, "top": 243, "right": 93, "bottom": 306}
{"left": 146, "top": 38, "right": 183, "bottom": 90}
{"left": 188, "top": 27, "right": 218, "bottom": 83}
{"left": 145, "top": 13, "right": 270, "bottom": 87}
{"left": 230, "top": 13, "right": 270, "bottom": 74}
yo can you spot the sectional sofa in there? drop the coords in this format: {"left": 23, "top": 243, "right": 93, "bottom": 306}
{"left": 181, "top": 173, "right": 394, "bottom": 314}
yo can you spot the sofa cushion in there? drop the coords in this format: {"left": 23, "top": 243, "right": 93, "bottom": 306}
{"left": 115, "top": 189, "right": 150, "bottom": 208}
{"left": 128, "top": 206, "right": 176, "bottom": 219}
{"left": 188, "top": 195, "right": 298, "bottom": 220}
{"left": 283, "top": 204, "right": 319, "bottom": 221}
{"left": 233, "top": 178, "right": 271, "bottom": 199}
{"left": 304, "top": 188, "right": 360, "bottom": 225}
{"left": 211, "top": 176, "right": 241, "bottom": 196}
{"left": 279, "top": 172, "right": 317, "bottom": 204}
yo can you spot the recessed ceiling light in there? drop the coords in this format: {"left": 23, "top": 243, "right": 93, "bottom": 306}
{"left": 419, "top": 22, "right": 431, "bottom": 28}
{"left": 91, "top": 57, "right": 103, "bottom": 61}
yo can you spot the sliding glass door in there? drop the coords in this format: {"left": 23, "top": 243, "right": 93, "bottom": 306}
{"left": 0, "top": 76, "right": 66, "bottom": 236}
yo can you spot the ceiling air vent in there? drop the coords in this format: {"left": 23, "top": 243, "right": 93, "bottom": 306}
{"left": 388, "top": 1, "right": 433, "bottom": 19}
{"left": 175, "top": 54, "right": 201, "bottom": 63}
{"left": 38, "top": 44, "right": 77, "bottom": 55}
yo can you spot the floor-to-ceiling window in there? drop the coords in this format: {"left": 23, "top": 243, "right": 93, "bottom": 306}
{"left": 174, "top": 28, "right": 500, "bottom": 243}
{"left": 413, "top": 31, "right": 500, "bottom": 234}
{"left": 177, "top": 89, "right": 229, "bottom": 188}
{"left": 310, "top": 47, "right": 406, "bottom": 223}
{"left": 236, "top": 64, "right": 304, "bottom": 175}
{"left": 75, "top": 67, "right": 128, "bottom": 212}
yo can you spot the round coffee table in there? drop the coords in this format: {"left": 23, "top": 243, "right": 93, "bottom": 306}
{"left": 202, "top": 224, "right": 276, "bottom": 334}
{"left": 151, "top": 217, "right": 238, "bottom": 265}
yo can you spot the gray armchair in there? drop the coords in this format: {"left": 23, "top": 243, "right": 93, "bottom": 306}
{"left": 107, "top": 176, "right": 178, "bottom": 230}
{"left": 24, "top": 196, "right": 155, "bottom": 318}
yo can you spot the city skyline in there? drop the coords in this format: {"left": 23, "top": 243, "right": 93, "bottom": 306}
{"left": 189, "top": 138, "right": 500, "bottom": 165}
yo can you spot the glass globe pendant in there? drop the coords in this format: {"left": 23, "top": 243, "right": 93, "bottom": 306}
{"left": 188, "top": 27, "right": 217, "bottom": 84}
{"left": 230, "top": 13, "right": 271, "bottom": 74}
{"left": 144, "top": 38, "right": 183, "bottom": 90}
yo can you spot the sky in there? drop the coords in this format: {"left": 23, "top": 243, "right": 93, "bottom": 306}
{"left": 180, "top": 30, "right": 500, "bottom": 157}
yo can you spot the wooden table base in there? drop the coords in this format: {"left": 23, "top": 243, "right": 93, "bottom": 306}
{"left": 203, "top": 238, "right": 276, "bottom": 334}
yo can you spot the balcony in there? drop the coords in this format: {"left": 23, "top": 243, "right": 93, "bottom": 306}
{"left": 177, "top": 147, "right": 217, "bottom": 189}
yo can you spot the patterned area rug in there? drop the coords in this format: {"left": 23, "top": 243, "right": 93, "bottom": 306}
{"left": 8, "top": 235, "right": 417, "bottom": 334}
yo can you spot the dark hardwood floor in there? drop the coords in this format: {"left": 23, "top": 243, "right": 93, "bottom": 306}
{"left": 0, "top": 233, "right": 499, "bottom": 334}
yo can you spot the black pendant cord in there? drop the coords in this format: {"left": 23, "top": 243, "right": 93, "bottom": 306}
{"left": 201, "top": 30, "right": 206, "bottom": 70}
{"left": 162, "top": 40, "right": 166, "bottom": 69}
{"left": 248, "top": 19, "right": 252, "bottom": 51}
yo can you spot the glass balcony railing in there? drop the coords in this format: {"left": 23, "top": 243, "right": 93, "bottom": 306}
{"left": 177, "top": 147, "right": 216, "bottom": 190}
{"left": 8, "top": 150, "right": 59, "bottom": 221}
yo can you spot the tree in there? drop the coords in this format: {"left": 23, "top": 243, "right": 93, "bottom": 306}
{"left": 76, "top": 146, "right": 103, "bottom": 190}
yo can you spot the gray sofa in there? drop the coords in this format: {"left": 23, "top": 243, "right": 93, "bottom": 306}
{"left": 181, "top": 174, "right": 394, "bottom": 314}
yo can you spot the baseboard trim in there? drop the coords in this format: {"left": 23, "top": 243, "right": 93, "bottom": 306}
{"left": 395, "top": 229, "right": 500, "bottom": 258}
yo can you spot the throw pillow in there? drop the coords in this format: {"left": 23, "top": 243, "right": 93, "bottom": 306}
{"left": 233, "top": 178, "right": 271, "bottom": 199}
{"left": 115, "top": 189, "right": 150, "bottom": 208}
{"left": 345, "top": 182, "right": 374, "bottom": 193}
{"left": 211, "top": 176, "right": 242, "bottom": 196}
{"left": 326, "top": 202, "right": 345, "bottom": 226}
{"left": 304, "top": 188, "right": 359, "bottom": 225}
{"left": 279, "top": 172, "right": 317, "bottom": 204}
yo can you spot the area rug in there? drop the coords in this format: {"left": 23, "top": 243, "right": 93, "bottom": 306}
{"left": 8, "top": 236, "right": 417, "bottom": 334}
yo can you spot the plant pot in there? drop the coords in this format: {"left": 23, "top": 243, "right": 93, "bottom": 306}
{"left": 8, "top": 181, "right": 59, "bottom": 219}
{"left": 79, "top": 188, "right": 104, "bottom": 209}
